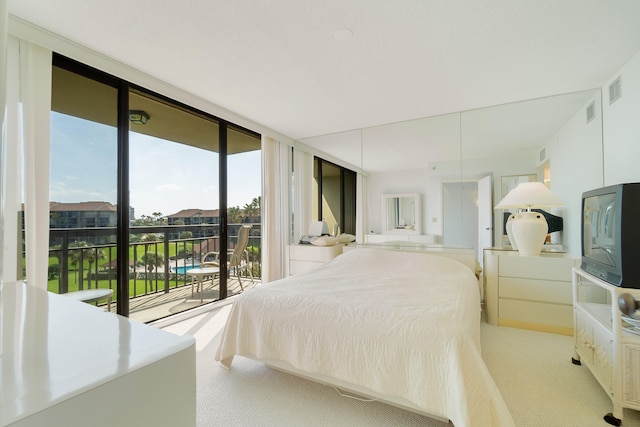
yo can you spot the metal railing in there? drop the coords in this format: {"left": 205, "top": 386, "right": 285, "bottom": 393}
{"left": 47, "top": 223, "right": 261, "bottom": 301}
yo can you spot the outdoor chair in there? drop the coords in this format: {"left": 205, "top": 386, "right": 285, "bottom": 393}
{"left": 201, "top": 224, "right": 254, "bottom": 290}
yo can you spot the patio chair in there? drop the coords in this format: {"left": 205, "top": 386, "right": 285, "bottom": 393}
{"left": 201, "top": 224, "right": 254, "bottom": 290}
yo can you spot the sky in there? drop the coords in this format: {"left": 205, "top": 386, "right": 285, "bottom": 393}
{"left": 49, "top": 112, "right": 262, "bottom": 219}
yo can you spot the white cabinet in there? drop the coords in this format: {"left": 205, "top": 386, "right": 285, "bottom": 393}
{"left": 288, "top": 244, "right": 344, "bottom": 275}
{"left": 1, "top": 281, "right": 196, "bottom": 427}
{"left": 572, "top": 267, "right": 640, "bottom": 426}
{"left": 484, "top": 249, "right": 577, "bottom": 335}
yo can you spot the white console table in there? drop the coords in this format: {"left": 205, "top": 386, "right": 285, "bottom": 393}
{"left": 1, "top": 281, "right": 196, "bottom": 427}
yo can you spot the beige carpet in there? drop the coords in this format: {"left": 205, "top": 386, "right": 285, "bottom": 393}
{"left": 162, "top": 306, "right": 640, "bottom": 426}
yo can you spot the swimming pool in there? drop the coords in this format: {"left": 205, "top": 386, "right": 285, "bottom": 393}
{"left": 172, "top": 265, "right": 200, "bottom": 274}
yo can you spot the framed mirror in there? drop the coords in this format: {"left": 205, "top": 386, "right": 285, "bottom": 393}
{"left": 382, "top": 193, "right": 421, "bottom": 234}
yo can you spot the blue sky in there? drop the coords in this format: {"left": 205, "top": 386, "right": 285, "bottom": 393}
{"left": 50, "top": 113, "right": 262, "bottom": 218}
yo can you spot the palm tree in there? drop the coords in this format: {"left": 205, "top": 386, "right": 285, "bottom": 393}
{"left": 141, "top": 251, "right": 164, "bottom": 274}
{"left": 69, "top": 242, "right": 89, "bottom": 286}
{"left": 228, "top": 206, "right": 243, "bottom": 224}
{"left": 140, "top": 251, "right": 164, "bottom": 293}
{"left": 85, "top": 247, "right": 106, "bottom": 289}
{"left": 243, "top": 197, "right": 261, "bottom": 222}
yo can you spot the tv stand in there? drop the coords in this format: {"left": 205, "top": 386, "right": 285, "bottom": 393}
{"left": 572, "top": 267, "right": 640, "bottom": 426}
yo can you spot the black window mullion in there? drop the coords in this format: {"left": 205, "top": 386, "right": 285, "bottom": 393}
{"left": 219, "top": 123, "right": 228, "bottom": 299}
{"left": 116, "top": 81, "right": 130, "bottom": 316}
{"left": 316, "top": 158, "right": 323, "bottom": 221}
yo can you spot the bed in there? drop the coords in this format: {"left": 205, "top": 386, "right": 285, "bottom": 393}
{"left": 215, "top": 248, "right": 514, "bottom": 427}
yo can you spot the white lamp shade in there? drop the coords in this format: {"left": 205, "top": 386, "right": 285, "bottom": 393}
{"left": 495, "top": 182, "right": 563, "bottom": 210}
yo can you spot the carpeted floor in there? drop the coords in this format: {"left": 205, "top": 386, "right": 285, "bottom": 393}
{"left": 162, "top": 305, "right": 640, "bottom": 426}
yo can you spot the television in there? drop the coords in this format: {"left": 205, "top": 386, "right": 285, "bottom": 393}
{"left": 581, "top": 183, "right": 640, "bottom": 288}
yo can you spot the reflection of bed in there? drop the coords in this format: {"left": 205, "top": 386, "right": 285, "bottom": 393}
{"left": 215, "top": 248, "right": 514, "bottom": 427}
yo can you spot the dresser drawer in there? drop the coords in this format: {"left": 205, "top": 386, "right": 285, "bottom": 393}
{"left": 499, "top": 299, "right": 574, "bottom": 328}
{"left": 498, "top": 255, "right": 574, "bottom": 281}
{"left": 499, "top": 277, "right": 572, "bottom": 304}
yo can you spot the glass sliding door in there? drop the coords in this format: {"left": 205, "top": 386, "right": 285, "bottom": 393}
{"left": 128, "top": 89, "right": 221, "bottom": 321}
{"left": 49, "top": 62, "right": 119, "bottom": 298}
{"left": 226, "top": 126, "right": 261, "bottom": 296}
{"left": 48, "top": 54, "right": 262, "bottom": 321}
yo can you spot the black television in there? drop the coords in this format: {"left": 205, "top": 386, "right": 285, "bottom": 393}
{"left": 581, "top": 183, "right": 640, "bottom": 288}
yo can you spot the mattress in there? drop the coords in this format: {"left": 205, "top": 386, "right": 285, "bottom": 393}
{"left": 215, "top": 248, "right": 514, "bottom": 427}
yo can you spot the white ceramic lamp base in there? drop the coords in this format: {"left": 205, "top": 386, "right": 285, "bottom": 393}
{"left": 512, "top": 211, "right": 548, "bottom": 256}
{"left": 505, "top": 214, "right": 518, "bottom": 250}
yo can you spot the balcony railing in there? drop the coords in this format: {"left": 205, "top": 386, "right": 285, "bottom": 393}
{"left": 46, "top": 223, "right": 261, "bottom": 310}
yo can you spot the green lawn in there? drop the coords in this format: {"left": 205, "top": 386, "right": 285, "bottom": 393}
{"left": 47, "top": 241, "right": 196, "bottom": 299}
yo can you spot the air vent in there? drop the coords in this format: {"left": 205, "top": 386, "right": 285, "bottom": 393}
{"left": 539, "top": 147, "right": 546, "bottom": 163}
{"left": 586, "top": 102, "right": 595, "bottom": 124}
{"left": 609, "top": 76, "right": 622, "bottom": 105}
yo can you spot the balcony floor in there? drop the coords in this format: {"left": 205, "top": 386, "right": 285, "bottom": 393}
{"left": 100, "top": 276, "right": 259, "bottom": 323}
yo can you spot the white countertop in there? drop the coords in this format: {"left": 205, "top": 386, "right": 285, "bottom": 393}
{"left": 0, "top": 281, "right": 195, "bottom": 425}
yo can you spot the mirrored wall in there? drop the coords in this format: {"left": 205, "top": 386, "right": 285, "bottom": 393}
{"left": 298, "top": 88, "right": 603, "bottom": 256}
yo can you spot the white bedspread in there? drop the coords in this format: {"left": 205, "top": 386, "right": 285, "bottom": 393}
{"left": 215, "top": 248, "right": 514, "bottom": 427}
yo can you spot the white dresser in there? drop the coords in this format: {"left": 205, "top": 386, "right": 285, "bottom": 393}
{"left": 484, "top": 248, "right": 578, "bottom": 335}
{"left": 1, "top": 281, "right": 196, "bottom": 427}
{"left": 288, "top": 244, "right": 344, "bottom": 275}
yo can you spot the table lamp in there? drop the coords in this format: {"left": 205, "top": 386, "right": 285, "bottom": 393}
{"left": 495, "top": 182, "right": 563, "bottom": 255}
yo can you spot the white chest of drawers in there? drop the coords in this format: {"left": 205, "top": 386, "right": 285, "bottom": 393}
{"left": 484, "top": 249, "right": 578, "bottom": 335}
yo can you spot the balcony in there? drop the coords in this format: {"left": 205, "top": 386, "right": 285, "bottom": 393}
{"left": 46, "top": 223, "right": 261, "bottom": 322}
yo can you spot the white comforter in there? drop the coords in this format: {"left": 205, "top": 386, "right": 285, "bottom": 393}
{"left": 215, "top": 248, "right": 514, "bottom": 427}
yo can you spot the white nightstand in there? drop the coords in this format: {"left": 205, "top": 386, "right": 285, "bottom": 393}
{"left": 288, "top": 244, "right": 344, "bottom": 275}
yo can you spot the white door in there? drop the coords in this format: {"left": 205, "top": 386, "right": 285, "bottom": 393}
{"left": 477, "top": 175, "right": 493, "bottom": 269}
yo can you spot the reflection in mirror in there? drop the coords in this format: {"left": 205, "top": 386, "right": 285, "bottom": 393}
{"left": 382, "top": 193, "right": 421, "bottom": 235}
{"left": 298, "top": 89, "right": 603, "bottom": 254}
{"left": 363, "top": 113, "right": 461, "bottom": 239}
{"left": 501, "top": 175, "right": 537, "bottom": 198}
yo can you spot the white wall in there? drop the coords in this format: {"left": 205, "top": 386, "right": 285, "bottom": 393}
{"left": 602, "top": 50, "right": 640, "bottom": 186}
{"left": 543, "top": 92, "right": 603, "bottom": 257}
{"left": 548, "top": 47, "right": 640, "bottom": 257}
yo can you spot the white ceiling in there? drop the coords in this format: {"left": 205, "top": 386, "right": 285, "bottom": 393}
{"left": 8, "top": 1, "right": 640, "bottom": 170}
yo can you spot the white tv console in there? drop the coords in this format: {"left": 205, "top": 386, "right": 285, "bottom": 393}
{"left": 572, "top": 267, "right": 640, "bottom": 426}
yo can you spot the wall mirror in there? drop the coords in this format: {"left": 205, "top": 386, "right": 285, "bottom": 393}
{"left": 298, "top": 88, "right": 602, "bottom": 251}
{"left": 382, "top": 193, "right": 421, "bottom": 235}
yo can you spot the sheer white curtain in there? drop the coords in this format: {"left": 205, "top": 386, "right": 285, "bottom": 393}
{"left": 3, "top": 36, "right": 52, "bottom": 288}
{"left": 293, "top": 147, "right": 313, "bottom": 240}
{"left": 261, "top": 136, "right": 292, "bottom": 283}
{"left": 1, "top": 0, "right": 8, "bottom": 286}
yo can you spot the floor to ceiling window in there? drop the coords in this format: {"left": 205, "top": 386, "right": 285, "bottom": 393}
{"left": 48, "top": 54, "right": 261, "bottom": 322}
{"left": 49, "top": 62, "right": 118, "bottom": 297}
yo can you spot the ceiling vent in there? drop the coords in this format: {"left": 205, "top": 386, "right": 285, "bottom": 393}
{"left": 539, "top": 147, "right": 547, "bottom": 163}
{"left": 609, "top": 76, "right": 622, "bottom": 105}
{"left": 586, "top": 102, "right": 595, "bottom": 124}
